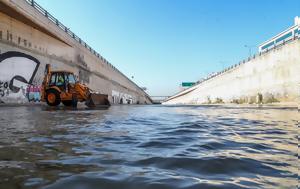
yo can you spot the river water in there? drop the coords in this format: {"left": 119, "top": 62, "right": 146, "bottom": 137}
{"left": 0, "top": 105, "right": 298, "bottom": 189}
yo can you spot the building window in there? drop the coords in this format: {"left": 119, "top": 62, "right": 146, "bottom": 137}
{"left": 0, "top": 31, "right": 2, "bottom": 40}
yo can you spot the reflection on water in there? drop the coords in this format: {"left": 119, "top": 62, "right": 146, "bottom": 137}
{"left": 0, "top": 105, "right": 298, "bottom": 189}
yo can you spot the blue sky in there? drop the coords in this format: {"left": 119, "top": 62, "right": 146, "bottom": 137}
{"left": 36, "top": 0, "right": 299, "bottom": 96}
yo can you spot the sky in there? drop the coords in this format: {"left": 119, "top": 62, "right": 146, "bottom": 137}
{"left": 35, "top": 0, "right": 299, "bottom": 96}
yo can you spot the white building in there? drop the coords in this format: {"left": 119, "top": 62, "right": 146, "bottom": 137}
{"left": 258, "top": 16, "right": 299, "bottom": 52}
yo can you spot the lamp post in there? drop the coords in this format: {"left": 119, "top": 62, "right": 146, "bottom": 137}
{"left": 219, "top": 61, "right": 227, "bottom": 70}
{"left": 244, "top": 45, "right": 256, "bottom": 57}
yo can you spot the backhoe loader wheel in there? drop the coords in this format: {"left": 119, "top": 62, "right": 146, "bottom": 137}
{"left": 46, "top": 89, "right": 61, "bottom": 106}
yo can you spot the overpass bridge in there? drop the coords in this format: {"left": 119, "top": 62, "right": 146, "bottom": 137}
{"left": 0, "top": 0, "right": 152, "bottom": 104}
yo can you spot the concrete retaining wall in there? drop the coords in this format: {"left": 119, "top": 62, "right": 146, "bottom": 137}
{"left": 0, "top": 0, "right": 151, "bottom": 104}
{"left": 164, "top": 39, "right": 300, "bottom": 106}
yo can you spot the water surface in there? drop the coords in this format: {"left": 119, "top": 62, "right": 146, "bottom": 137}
{"left": 0, "top": 105, "right": 298, "bottom": 189}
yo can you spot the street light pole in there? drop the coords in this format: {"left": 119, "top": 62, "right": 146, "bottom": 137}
{"left": 219, "top": 61, "right": 226, "bottom": 70}
{"left": 244, "top": 45, "right": 256, "bottom": 57}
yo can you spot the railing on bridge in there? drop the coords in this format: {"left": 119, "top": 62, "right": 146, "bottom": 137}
{"left": 24, "top": 0, "right": 112, "bottom": 67}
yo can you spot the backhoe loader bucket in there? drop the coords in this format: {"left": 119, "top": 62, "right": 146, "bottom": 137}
{"left": 85, "top": 93, "right": 110, "bottom": 108}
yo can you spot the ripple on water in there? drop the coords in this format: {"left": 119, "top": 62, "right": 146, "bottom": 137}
{"left": 0, "top": 105, "right": 298, "bottom": 189}
{"left": 133, "top": 156, "right": 287, "bottom": 176}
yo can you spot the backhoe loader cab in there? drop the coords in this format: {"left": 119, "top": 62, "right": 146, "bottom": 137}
{"left": 41, "top": 64, "right": 110, "bottom": 108}
{"left": 49, "top": 71, "right": 76, "bottom": 88}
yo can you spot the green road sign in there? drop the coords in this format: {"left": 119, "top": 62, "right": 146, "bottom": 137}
{"left": 181, "top": 82, "right": 195, "bottom": 87}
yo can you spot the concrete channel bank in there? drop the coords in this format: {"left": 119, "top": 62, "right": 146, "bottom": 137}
{"left": 164, "top": 22, "right": 300, "bottom": 107}
{"left": 0, "top": 0, "right": 152, "bottom": 105}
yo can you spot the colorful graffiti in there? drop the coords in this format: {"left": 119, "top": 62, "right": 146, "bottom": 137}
{"left": 26, "top": 85, "right": 41, "bottom": 102}
{"left": 0, "top": 51, "right": 40, "bottom": 102}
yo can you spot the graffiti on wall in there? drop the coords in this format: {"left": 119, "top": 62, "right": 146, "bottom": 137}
{"left": 0, "top": 51, "right": 40, "bottom": 102}
{"left": 0, "top": 81, "right": 9, "bottom": 97}
{"left": 26, "top": 85, "right": 41, "bottom": 102}
{"left": 112, "top": 90, "right": 135, "bottom": 104}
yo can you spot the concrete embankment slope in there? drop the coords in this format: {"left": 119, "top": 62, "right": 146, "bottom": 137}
{"left": 164, "top": 39, "right": 300, "bottom": 106}
{"left": 0, "top": 0, "right": 152, "bottom": 104}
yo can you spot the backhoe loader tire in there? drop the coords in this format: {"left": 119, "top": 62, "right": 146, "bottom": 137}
{"left": 46, "top": 89, "right": 61, "bottom": 106}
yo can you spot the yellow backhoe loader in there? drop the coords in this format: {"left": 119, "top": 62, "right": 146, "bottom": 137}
{"left": 41, "top": 64, "right": 110, "bottom": 108}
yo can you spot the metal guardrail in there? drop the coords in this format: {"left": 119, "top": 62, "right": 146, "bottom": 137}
{"left": 24, "top": 0, "right": 151, "bottom": 100}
